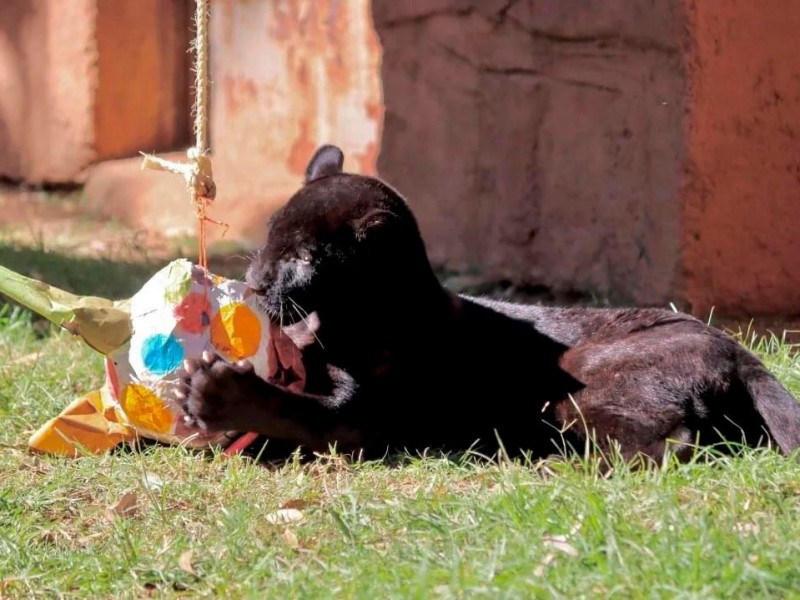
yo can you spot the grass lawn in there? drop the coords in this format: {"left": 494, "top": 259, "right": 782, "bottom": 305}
{"left": 2, "top": 242, "right": 800, "bottom": 598}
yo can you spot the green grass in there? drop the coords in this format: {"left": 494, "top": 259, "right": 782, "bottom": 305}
{"left": 2, "top": 257, "right": 800, "bottom": 597}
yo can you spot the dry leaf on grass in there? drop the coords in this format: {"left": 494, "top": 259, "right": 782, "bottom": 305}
{"left": 178, "top": 550, "right": 196, "bottom": 576}
{"left": 733, "top": 522, "right": 760, "bottom": 535}
{"left": 266, "top": 508, "right": 305, "bottom": 525}
{"left": 142, "top": 473, "right": 165, "bottom": 491}
{"left": 77, "top": 531, "right": 106, "bottom": 547}
{"left": 281, "top": 498, "right": 312, "bottom": 510}
{"left": 542, "top": 535, "right": 579, "bottom": 557}
{"left": 104, "top": 489, "right": 139, "bottom": 521}
{"left": 39, "top": 530, "right": 58, "bottom": 544}
{"left": 6, "top": 351, "right": 41, "bottom": 368}
{"left": 283, "top": 528, "right": 300, "bottom": 549}
{"left": 534, "top": 516, "right": 583, "bottom": 577}
{"left": 533, "top": 554, "right": 556, "bottom": 578}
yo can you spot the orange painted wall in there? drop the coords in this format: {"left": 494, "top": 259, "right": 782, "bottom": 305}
{"left": 682, "top": 0, "right": 800, "bottom": 315}
{"left": 3, "top": 0, "right": 798, "bottom": 317}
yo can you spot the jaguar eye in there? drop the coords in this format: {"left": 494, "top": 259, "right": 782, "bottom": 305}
{"left": 297, "top": 250, "right": 312, "bottom": 264}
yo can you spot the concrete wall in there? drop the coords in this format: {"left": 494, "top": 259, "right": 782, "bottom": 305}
{"left": 83, "top": 0, "right": 384, "bottom": 243}
{"left": 209, "top": 0, "right": 383, "bottom": 239}
{"left": 95, "top": 0, "right": 193, "bottom": 160}
{"left": 0, "top": 1, "right": 96, "bottom": 182}
{"left": 374, "top": 0, "right": 800, "bottom": 315}
{"left": 374, "top": 1, "right": 686, "bottom": 306}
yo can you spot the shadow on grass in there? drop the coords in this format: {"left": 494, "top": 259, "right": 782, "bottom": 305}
{"left": 0, "top": 244, "right": 164, "bottom": 301}
{"left": 0, "top": 244, "right": 250, "bottom": 308}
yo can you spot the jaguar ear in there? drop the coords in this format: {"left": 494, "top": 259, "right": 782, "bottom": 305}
{"left": 305, "top": 145, "right": 344, "bottom": 184}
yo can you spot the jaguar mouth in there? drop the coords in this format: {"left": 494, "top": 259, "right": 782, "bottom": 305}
{"left": 265, "top": 311, "right": 320, "bottom": 393}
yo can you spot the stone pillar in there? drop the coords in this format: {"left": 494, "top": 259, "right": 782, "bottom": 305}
{"left": 0, "top": 0, "right": 191, "bottom": 184}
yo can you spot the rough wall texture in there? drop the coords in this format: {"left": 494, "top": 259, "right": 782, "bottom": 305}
{"left": 681, "top": 0, "right": 800, "bottom": 315}
{"left": 0, "top": 0, "right": 96, "bottom": 182}
{"left": 209, "top": 0, "right": 383, "bottom": 240}
{"left": 85, "top": 0, "right": 384, "bottom": 243}
{"left": 0, "top": 0, "right": 191, "bottom": 184}
{"left": 374, "top": 1, "right": 687, "bottom": 305}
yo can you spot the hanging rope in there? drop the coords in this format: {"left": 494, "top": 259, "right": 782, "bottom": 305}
{"left": 140, "top": 0, "right": 224, "bottom": 271}
{"left": 140, "top": 0, "right": 256, "bottom": 457}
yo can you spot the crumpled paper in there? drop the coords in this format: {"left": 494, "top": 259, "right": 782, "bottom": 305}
{"left": 0, "top": 259, "right": 272, "bottom": 456}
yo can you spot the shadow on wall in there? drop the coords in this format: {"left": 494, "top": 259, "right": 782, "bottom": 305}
{"left": 371, "top": 1, "right": 686, "bottom": 310}
{"left": 371, "top": 0, "right": 800, "bottom": 317}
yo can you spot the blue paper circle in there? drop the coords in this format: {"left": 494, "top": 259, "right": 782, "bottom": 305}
{"left": 141, "top": 333, "right": 184, "bottom": 375}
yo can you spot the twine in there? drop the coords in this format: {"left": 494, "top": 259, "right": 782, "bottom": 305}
{"left": 140, "top": 0, "right": 250, "bottom": 457}
{"left": 140, "top": 0, "right": 224, "bottom": 271}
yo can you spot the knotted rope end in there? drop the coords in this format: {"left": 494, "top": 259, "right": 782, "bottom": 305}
{"left": 139, "top": 148, "right": 216, "bottom": 202}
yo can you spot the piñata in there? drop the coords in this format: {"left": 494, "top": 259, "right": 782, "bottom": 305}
{"left": 0, "top": 259, "right": 271, "bottom": 456}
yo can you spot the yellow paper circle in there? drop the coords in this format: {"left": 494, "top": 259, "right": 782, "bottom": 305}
{"left": 210, "top": 302, "right": 262, "bottom": 360}
{"left": 119, "top": 384, "right": 175, "bottom": 434}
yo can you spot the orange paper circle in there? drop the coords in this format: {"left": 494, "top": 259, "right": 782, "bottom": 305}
{"left": 210, "top": 302, "right": 262, "bottom": 360}
{"left": 119, "top": 384, "right": 174, "bottom": 434}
